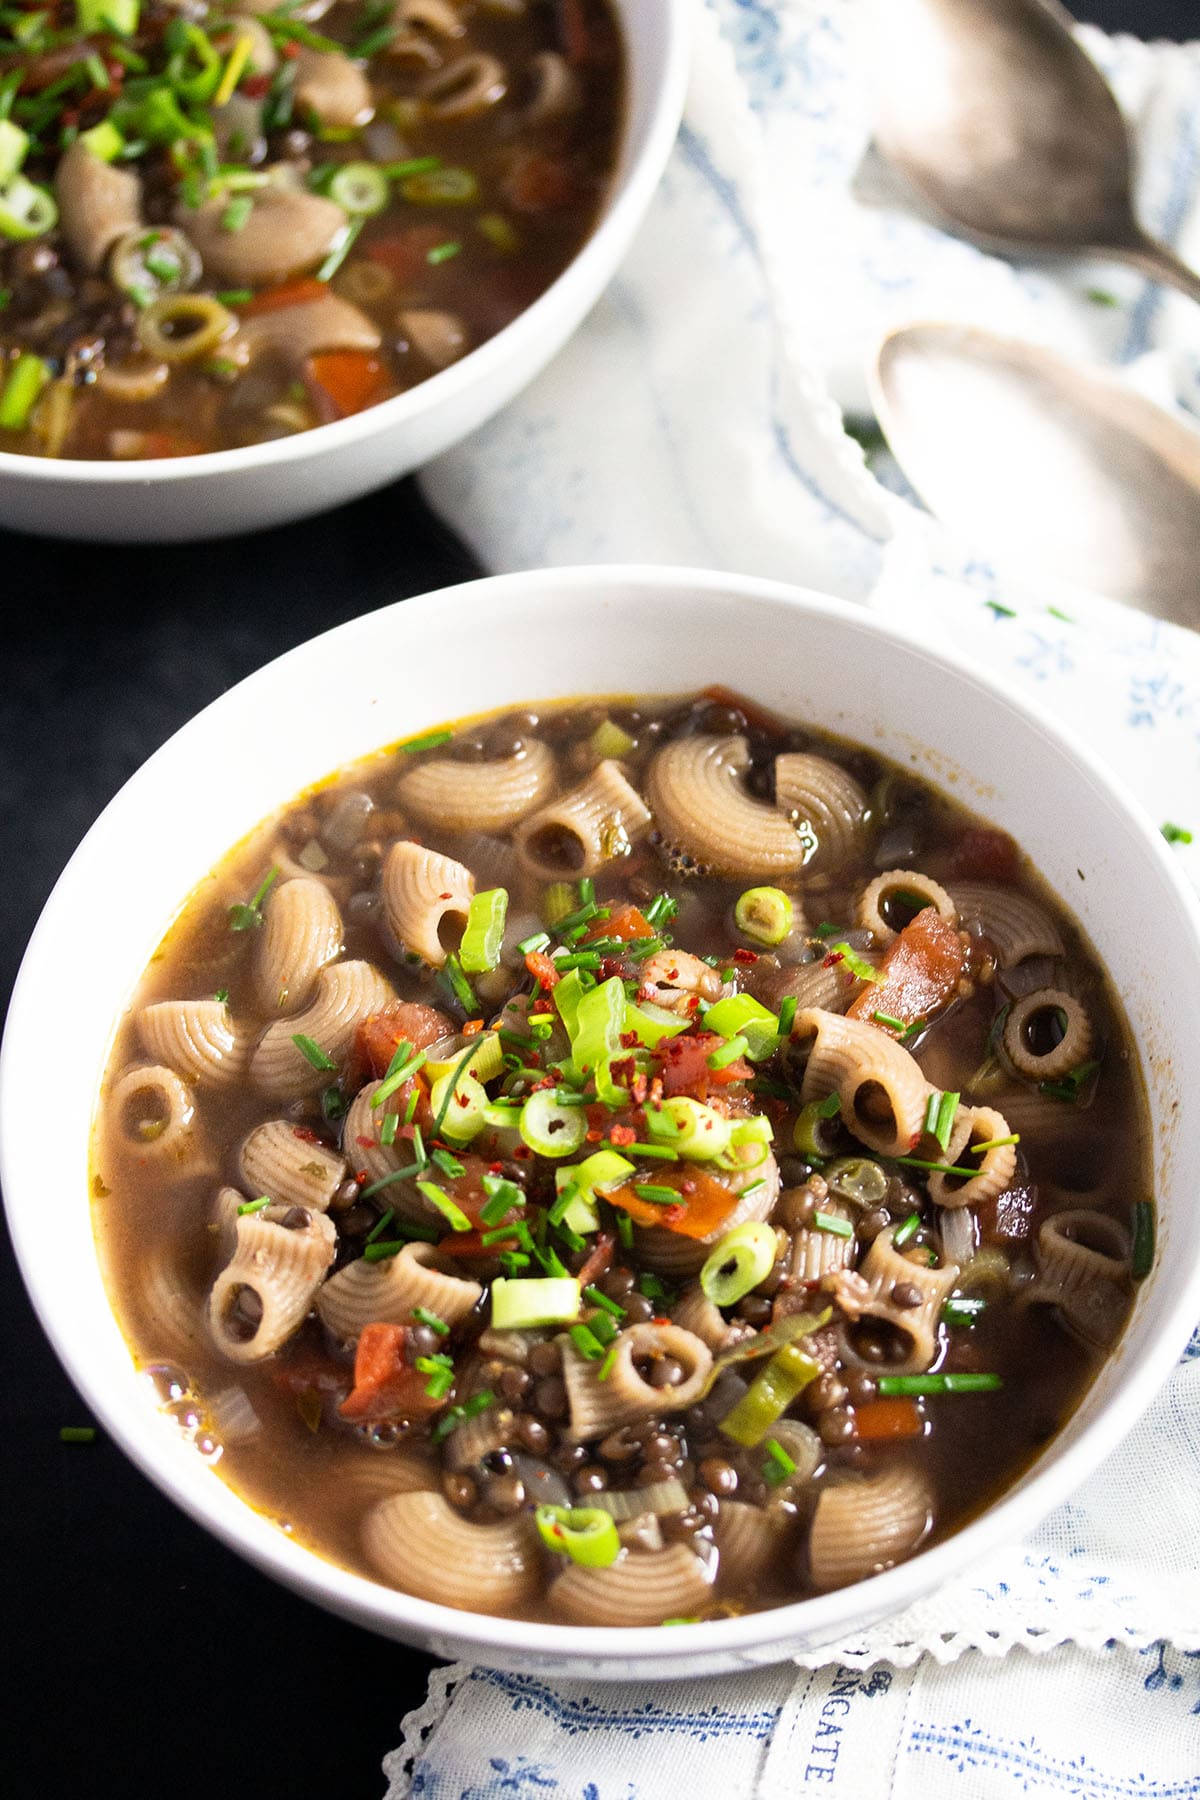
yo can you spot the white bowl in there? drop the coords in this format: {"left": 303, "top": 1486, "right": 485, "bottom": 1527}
{"left": 0, "top": 2, "right": 688, "bottom": 543}
{"left": 5, "top": 565, "right": 1200, "bottom": 1680}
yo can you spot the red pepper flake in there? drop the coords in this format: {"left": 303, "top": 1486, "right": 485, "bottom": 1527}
{"left": 585, "top": 1129, "right": 602, "bottom": 1143}
{"left": 281, "top": 39, "right": 300, "bottom": 57}
{"left": 733, "top": 947, "right": 759, "bottom": 964}
{"left": 355, "top": 1135, "right": 377, "bottom": 1150}
{"left": 648, "top": 1077, "right": 664, "bottom": 1108}
{"left": 242, "top": 72, "right": 270, "bottom": 96}
{"left": 630, "top": 1072, "right": 649, "bottom": 1105}
{"left": 663, "top": 1205, "right": 688, "bottom": 1226}
{"left": 293, "top": 1126, "right": 320, "bottom": 1143}
{"left": 619, "top": 1030, "right": 640, "bottom": 1048}
{"left": 462, "top": 1019, "right": 484, "bottom": 1036}
{"left": 651, "top": 1315, "right": 672, "bottom": 1327}
{"left": 823, "top": 951, "right": 845, "bottom": 968}
{"left": 679, "top": 1177, "right": 697, "bottom": 1195}
{"left": 513, "top": 1144, "right": 532, "bottom": 1159}
{"left": 608, "top": 1124, "right": 636, "bottom": 1146}
{"left": 599, "top": 957, "right": 623, "bottom": 979}
{"left": 354, "top": 1169, "right": 369, "bottom": 1185}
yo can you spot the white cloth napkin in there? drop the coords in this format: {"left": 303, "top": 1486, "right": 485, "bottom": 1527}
{"left": 390, "top": 3, "right": 1200, "bottom": 1792}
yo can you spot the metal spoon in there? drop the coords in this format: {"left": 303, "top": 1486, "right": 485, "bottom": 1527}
{"left": 867, "top": 0, "right": 1200, "bottom": 305}
{"left": 869, "top": 321, "right": 1200, "bottom": 627}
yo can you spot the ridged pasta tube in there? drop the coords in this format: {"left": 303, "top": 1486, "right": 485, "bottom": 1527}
{"left": 788, "top": 1197, "right": 858, "bottom": 1281}
{"left": 443, "top": 1404, "right": 520, "bottom": 1473}
{"left": 634, "top": 1152, "right": 782, "bottom": 1279}
{"left": 646, "top": 735, "right": 808, "bottom": 879}
{"left": 759, "top": 954, "right": 879, "bottom": 1017}
{"left": 1023, "top": 1209, "right": 1131, "bottom": 1346}
{"left": 212, "top": 1183, "right": 244, "bottom": 1258}
{"left": 208, "top": 1202, "right": 336, "bottom": 1363}
{"left": 549, "top": 1544, "right": 714, "bottom": 1626}
{"left": 855, "top": 870, "right": 957, "bottom": 945}
{"left": 773, "top": 752, "right": 868, "bottom": 876}
{"left": 842, "top": 1226, "right": 959, "bottom": 1375}
{"left": 1003, "top": 989, "right": 1094, "bottom": 1083}
{"left": 947, "top": 882, "right": 1065, "bottom": 967}
{"left": 338, "top": 1447, "right": 440, "bottom": 1505}
{"left": 808, "top": 1464, "right": 933, "bottom": 1589}
{"left": 398, "top": 740, "right": 556, "bottom": 834}
{"left": 108, "top": 1062, "right": 210, "bottom": 1170}
{"left": 561, "top": 1321, "right": 713, "bottom": 1443}
{"left": 514, "top": 759, "right": 651, "bottom": 881}
{"left": 254, "top": 876, "right": 343, "bottom": 1015}
{"left": 238, "top": 1119, "right": 347, "bottom": 1213}
{"left": 797, "top": 1008, "right": 931, "bottom": 1158}
{"left": 926, "top": 1105, "right": 1017, "bottom": 1209}
{"left": 381, "top": 841, "right": 475, "bottom": 968}
{"left": 363, "top": 1490, "right": 540, "bottom": 1612}
{"left": 670, "top": 1282, "right": 744, "bottom": 1352}
{"left": 138, "top": 998, "right": 249, "bottom": 1090}
{"left": 715, "top": 1501, "right": 796, "bottom": 1593}
{"left": 250, "top": 961, "right": 394, "bottom": 1099}
{"left": 316, "top": 1240, "right": 482, "bottom": 1341}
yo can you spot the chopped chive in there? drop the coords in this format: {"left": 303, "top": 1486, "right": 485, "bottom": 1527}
{"left": 381, "top": 154, "right": 441, "bottom": 179}
{"left": 292, "top": 1033, "right": 337, "bottom": 1072}
{"left": 817, "top": 1091, "right": 842, "bottom": 1119}
{"left": 216, "top": 287, "right": 253, "bottom": 305}
{"left": 984, "top": 600, "right": 1017, "bottom": 620}
{"left": 416, "top": 1180, "right": 472, "bottom": 1232}
{"left": 777, "top": 996, "right": 797, "bottom": 1038}
{"left": 237, "top": 1195, "right": 271, "bottom": 1215}
{"left": 59, "top": 1426, "right": 96, "bottom": 1444}
{"left": 499, "top": 1250, "right": 531, "bottom": 1275}
{"left": 362, "top": 1239, "right": 405, "bottom": 1261}
{"left": 412, "top": 1306, "right": 450, "bottom": 1336}
{"left": 923, "top": 1090, "right": 959, "bottom": 1154}
{"left": 596, "top": 1342, "right": 620, "bottom": 1382}
{"left": 220, "top": 193, "right": 254, "bottom": 232}
{"left": 872, "top": 1010, "right": 908, "bottom": 1032}
{"left": 229, "top": 865, "right": 279, "bottom": 930}
{"left": 813, "top": 1211, "right": 854, "bottom": 1238}
{"left": 440, "top": 950, "right": 477, "bottom": 1013}
{"left": 569, "top": 1322, "right": 606, "bottom": 1360}
{"left": 633, "top": 1183, "right": 682, "bottom": 1205}
{"left": 365, "top": 1207, "right": 395, "bottom": 1243}
{"left": 360, "top": 1160, "right": 428, "bottom": 1198}
{"left": 1162, "top": 821, "right": 1193, "bottom": 845}
{"left": 970, "top": 1134, "right": 1019, "bottom": 1154}
{"left": 380, "top": 1112, "right": 399, "bottom": 1147}
{"left": 942, "top": 1295, "right": 987, "bottom": 1326}
{"left": 517, "top": 930, "right": 552, "bottom": 956}
{"left": 427, "top": 239, "right": 461, "bottom": 264}
{"left": 421, "top": 1363, "right": 455, "bottom": 1400}
{"left": 431, "top": 1389, "right": 495, "bottom": 1443}
{"left": 430, "top": 1147, "right": 466, "bottom": 1180}
{"left": 616, "top": 1210, "right": 634, "bottom": 1249}
{"left": 480, "top": 1175, "right": 524, "bottom": 1227}
{"left": 214, "top": 987, "right": 230, "bottom": 1004}
{"left": 706, "top": 1034, "right": 749, "bottom": 1070}
{"left": 400, "top": 725, "right": 453, "bottom": 754}
{"left": 895, "top": 1156, "right": 983, "bottom": 1179}
{"left": 623, "top": 1141, "right": 679, "bottom": 1161}
{"left": 1132, "top": 1200, "right": 1155, "bottom": 1280}
{"left": 533, "top": 1241, "right": 568, "bottom": 1278}
{"left": 583, "top": 1285, "right": 626, "bottom": 1319}
{"left": 892, "top": 1212, "right": 922, "bottom": 1248}
{"left": 762, "top": 1437, "right": 797, "bottom": 1484}
{"left": 481, "top": 1219, "right": 533, "bottom": 1252}
{"left": 877, "top": 1373, "right": 1001, "bottom": 1395}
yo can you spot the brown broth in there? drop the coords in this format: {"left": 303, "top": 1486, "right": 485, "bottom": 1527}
{"left": 91, "top": 691, "right": 1151, "bottom": 1623}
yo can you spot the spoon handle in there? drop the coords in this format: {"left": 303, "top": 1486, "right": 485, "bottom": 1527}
{"left": 1109, "top": 233, "right": 1200, "bottom": 307}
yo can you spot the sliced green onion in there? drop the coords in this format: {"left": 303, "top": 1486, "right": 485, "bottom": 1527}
{"left": 569, "top": 1321, "right": 606, "bottom": 1360}
{"left": 76, "top": 0, "right": 139, "bottom": 33}
{"left": 644, "top": 1096, "right": 733, "bottom": 1162}
{"left": 942, "top": 1295, "right": 987, "bottom": 1326}
{"left": 519, "top": 1089, "right": 588, "bottom": 1159}
{"left": 719, "top": 1343, "right": 821, "bottom": 1447}
{"left": 0, "top": 118, "right": 29, "bottom": 185}
{"left": 703, "top": 993, "right": 780, "bottom": 1061}
{"left": 415, "top": 1180, "right": 472, "bottom": 1233}
{"left": 316, "top": 215, "right": 363, "bottom": 282}
{"left": 292, "top": 1034, "right": 337, "bottom": 1072}
{"left": 583, "top": 1285, "right": 626, "bottom": 1320}
{"left": 633, "top": 1183, "right": 681, "bottom": 1206}
{"left": 491, "top": 1276, "right": 581, "bottom": 1330}
{"left": 0, "top": 351, "right": 49, "bottom": 429}
{"left": 877, "top": 1373, "right": 1001, "bottom": 1395}
{"left": 762, "top": 1437, "right": 797, "bottom": 1484}
{"left": 733, "top": 886, "right": 794, "bottom": 947}
{"left": 924, "top": 1091, "right": 960, "bottom": 1154}
{"left": 431, "top": 1389, "right": 495, "bottom": 1443}
{"left": 60, "top": 1424, "right": 98, "bottom": 1444}
{"left": 826, "top": 941, "right": 883, "bottom": 985}
{"left": 459, "top": 887, "right": 508, "bottom": 973}
{"left": 427, "top": 239, "right": 461, "bottom": 264}
{"left": 329, "top": 160, "right": 390, "bottom": 216}
{"left": 401, "top": 165, "right": 478, "bottom": 206}
{"left": 237, "top": 1195, "right": 271, "bottom": 1216}
{"left": 792, "top": 1099, "right": 842, "bottom": 1162}
{"left": 1131, "top": 1200, "right": 1155, "bottom": 1280}
{"left": 699, "top": 1221, "right": 778, "bottom": 1307}
{"left": 892, "top": 1211, "right": 921, "bottom": 1249}
{"left": 430, "top": 1048, "right": 486, "bottom": 1141}
{"left": 535, "top": 1504, "right": 620, "bottom": 1568}
{"left": 707, "top": 1034, "right": 750, "bottom": 1071}
{"left": 812, "top": 1211, "right": 854, "bottom": 1238}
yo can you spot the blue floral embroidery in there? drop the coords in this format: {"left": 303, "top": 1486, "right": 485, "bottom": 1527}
{"left": 908, "top": 1715, "right": 1200, "bottom": 1795}
{"left": 468, "top": 1670, "right": 780, "bottom": 1744}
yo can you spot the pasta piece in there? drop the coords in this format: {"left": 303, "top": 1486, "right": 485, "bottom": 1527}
{"left": 381, "top": 841, "right": 475, "bottom": 968}
{"left": 254, "top": 876, "right": 343, "bottom": 1015}
{"left": 549, "top": 1544, "right": 714, "bottom": 1626}
{"left": 514, "top": 760, "right": 651, "bottom": 881}
{"left": 474, "top": 1326, "right": 550, "bottom": 1366}
{"left": 137, "top": 997, "right": 249, "bottom": 1090}
{"left": 208, "top": 1202, "right": 336, "bottom": 1363}
{"left": 108, "top": 1063, "right": 210, "bottom": 1170}
{"left": 646, "top": 735, "right": 808, "bottom": 879}
{"left": 337, "top": 1447, "right": 440, "bottom": 1505}
{"left": 132, "top": 1247, "right": 208, "bottom": 1364}
{"left": 948, "top": 883, "right": 1065, "bottom": 968}
{"left": 796, "top": 1007, "right": 931, "bottom": 1158}
{"left": 670, "top": 1282, "right": 744, "bottom": 1353}
{"left": 788, "top": 1196, "right": 857, "bottom": 1281}
{"left": 212, "top": 1183, "right": 244, "bottom": 1258}
{"left": 398, "top": 740, "right": 556, "bottom": 834}
{"left": 840, "top": 1226, "right": 959, "bottom": 1375}
{"left": 1022, "top": 1209, "right": 1131, "bottom": 1346}
{"left": 634, "top": 1152, "right": 782, "bottom": 1279}
{"left": 773, "top": 752, "right": 869, "bottom": 876}
{"left": 238, "top": 1119, "right": 346, "bottom": 1213}
{"left": 342, "top": 1079, "right": 423, "bottom": 1205}
{"left": 758, "top": 953, "right": 878, "bottom": 1017}
{"left": 855, "top": 870, "right": 956, "bottom": 946}
{"left": 809, "top": 1464, "right": 933, "bottom": 1589}
{"left": 990, "top": 1082, "right": 1089, "bottom": 1144}
{"left": 1003, "top": 988, "right": 1094, "bottom": 1083}
{"left": 715, "top": 1501, "right": 796, "bottom": 1593}
{"left": 250, "top": 961, "right": 395, "bottom": 1099}
{"left": 561, "top": 1322, "right": 713, "bottom": 1443}
{"left": 926, "top": 1104, "right": 1017, "bottom": 1209}
{"left": 420, "top": 52, "right": 507, "bottom": 120}
{"left": 444, "top": 1404, "right": 521, "bottom": 1473}
{"left": 316, "top": 1240, "right": 482, "bottom": 1342}
{"left": 363, "top": 1491, "right": 539, "bottom": 1612}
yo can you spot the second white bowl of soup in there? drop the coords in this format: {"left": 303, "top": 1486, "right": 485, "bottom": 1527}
{"left": 5, "top": 564, "right": 1200, "bottom": 1678}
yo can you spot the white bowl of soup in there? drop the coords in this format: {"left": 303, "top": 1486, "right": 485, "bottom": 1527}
{"left": 0, "top": 0, "right": 686, "bottom": 541}
{"left": 5, "top": 564, "right": 1200, "bottom": 1680}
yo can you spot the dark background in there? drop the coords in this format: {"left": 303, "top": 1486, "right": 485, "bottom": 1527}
{"left": 1, "top": 4, "right": 1190, "bottom": 1796}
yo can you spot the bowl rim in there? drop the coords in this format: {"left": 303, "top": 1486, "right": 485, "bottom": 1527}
{"left": 0, "top": 0, "right": 690, "bottom": 487}
{"left": 6, "top": 560, "right": 1200, "bottom": 1669}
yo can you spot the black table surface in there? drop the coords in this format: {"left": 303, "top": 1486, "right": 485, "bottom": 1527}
{"left": 2, "top": 4, "right": 1192, "bottom": 1795}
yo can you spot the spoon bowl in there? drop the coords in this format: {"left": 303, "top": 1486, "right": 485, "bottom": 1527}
{"left": 870, "top": 321, "right": 1200, "bottom": 627}
{"left": 867, "top": 0, "right": 1200, "bottom": 303}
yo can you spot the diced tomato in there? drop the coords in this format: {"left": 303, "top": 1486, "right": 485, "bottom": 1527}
{"left": 525, "top": 949, "right": 560, "bottom": 989}
{"left": 951, "top": 827, "right": 1021, "bottom": 883}
{"left": 356, "top": 1001, "right": 455, "bottom": 1078}
{"left": 504, "top": 152, "right": 586, "bottom": 213}
{"left": 365, "top": 224, "right": 449, "bottom": 287}
{"left": 657, "top": 1031, "right": 752, "bottom": 1098}
{"left": 588, "top": 905, "right": 654, "bottom": 943}
{"left": 848, "top": 907, "right": 964, "bottom": 1034}
{"left": 338, "top": 1322, "right": 444, "bottom": 1422}
{"left": 269, "top": 1346, "right": 348, "bottom": 1398}
{"left": 307, "top": 350, "right": 390, "bottom": 419}
{"left": 241, "top": 278, "right": 328, "bottom": 316}
{"left": 852, "top": 1398, "right": 925, "bottom": 1441}
{"left": 603, "top": 1168, "right": 743, "bottom": 1240}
